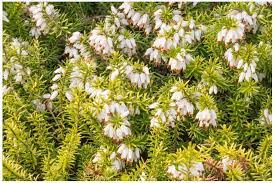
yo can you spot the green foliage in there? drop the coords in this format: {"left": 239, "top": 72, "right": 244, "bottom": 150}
{"left": 43, "top": 127, "right": 81, "bottom": 180}
{"left": 2, "top": 2, "right": 272, "bottom": 181}
{"left": 3, "top": 156, "right": 34, "bottom": 181}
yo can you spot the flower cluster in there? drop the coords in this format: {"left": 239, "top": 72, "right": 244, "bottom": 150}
{"left": 64, "top": 66, "right": 86, "bottom": 101}
{"left": 98, "top": 102, "right": 131, "bottom": 140}
{"left": 170, "top": 87, "right": 194, "bottom": 118}
{"left": 224, "top": 43, "right": 258, "bottom": 82}
{"left": 64, "top": 32, "right": 91, "bottom": 62}
{"left": 5, "top": 62, "right": 30, "bottom": 85}
{"left": 33, "top": 72, "right": 65, "bottom": 111}
{"left": 108, "top": 60, "right": 151, "bottom": 89}
{"left": 145, "top": 7, "right": 204, "bottom": 73}
{"left": 149, "top": 102, "right": 177, "bottom": 128}
{"left": 33, "top": 66, "right": 65, "bottom": 111}
{"left": 85, "top": 79, "right": 110, "bottom": 101}
{"left": 117, "top": 30, "right": 137, "bottom": 56}
{"left": 89, "top": 5, "right": 138, "bottom": 57}
{"left": 144, "top": 47, "right": 162, "bottom": 64}
{"left": 217, "top": 22, "right": 245, "bottom": 44}
{"left": 10, "top": 38, "right": 29, "bottom": 56}
{"left": 238, "top": 60, "right": 258, "bottom": 83}
{"left": 124, "top": 65, "right": 150, "bottom": 88}
{"left": 195, "top": 108, "right": 217, "bottom": 127}
{"left": 227, "top": 10, "right": 258, "bottom": 34}
{"left": 92, "top": 146, "right": 125, "bottom": 171}
{"left": 167, "top": 162, "right": 204, "bottom": 180}
{"left": 168, "top": 48, "right": 193, "bottom": 73}
{"left": 119, "top": 2, "right": 152, "bottom": 34}
{"left": 69, "top": 66, "right": 85, "bottom": 89}
{"left": 103, "top": 120, "right": 131, "bottom": 140}
{"left": 91, "top": 101, "right": 141, "bottom": 168}
{"left": 110, "top": 6, "right": 129, "bottom": 28}
{"left": 28, "top": 2, "right": 58, "bottom": 38}
{"left": 89, "top": 25, "right": 114, "bottom": 56}
{"left": 45, "top": 61, "right": 98, "bottom": 105}
{"left": 217, "top": 9, "right": 258, "bottom": 44}
{"left": 117, "top": 143, "right": 141, "bottom": 163}
{"left": 3, "top": 39, "right": 30, "bottom": 88}
{"left": 224, "top": 43, "right": 240, "bottom": 67}
{"left": 149, "top": 84, "right": 217, "bottom": 129}
{"left": 153, "top": 7, "right": 182, "bottom": 31}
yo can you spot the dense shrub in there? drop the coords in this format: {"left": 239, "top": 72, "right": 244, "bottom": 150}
{"left": 2, "top": 2, "right": 272, "bottom": 181}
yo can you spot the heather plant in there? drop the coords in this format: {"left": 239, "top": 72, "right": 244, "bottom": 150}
{"left": 2, "top": 2, "right": 272, "bottom": 181}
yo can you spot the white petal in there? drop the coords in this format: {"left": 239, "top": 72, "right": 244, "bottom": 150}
{"left": 43, "top": 93, "right": 51, "bottom": 99}
{"left": 110, "top": 70, "right": 119, "bottom": 81}
{"left": 149, "top": 102, "right": 159, "bottom": 109}
{"left": 238, "top": 72, "right": 245, "bottom": 83}
{"left": 50, "top": 90, "right": 58, "bottom": 100}
{"left": 52, "top": 74, "right": 62, "bottom": 81}
{"left": 65, "top": 91, "right": 73, "bottom": 101}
